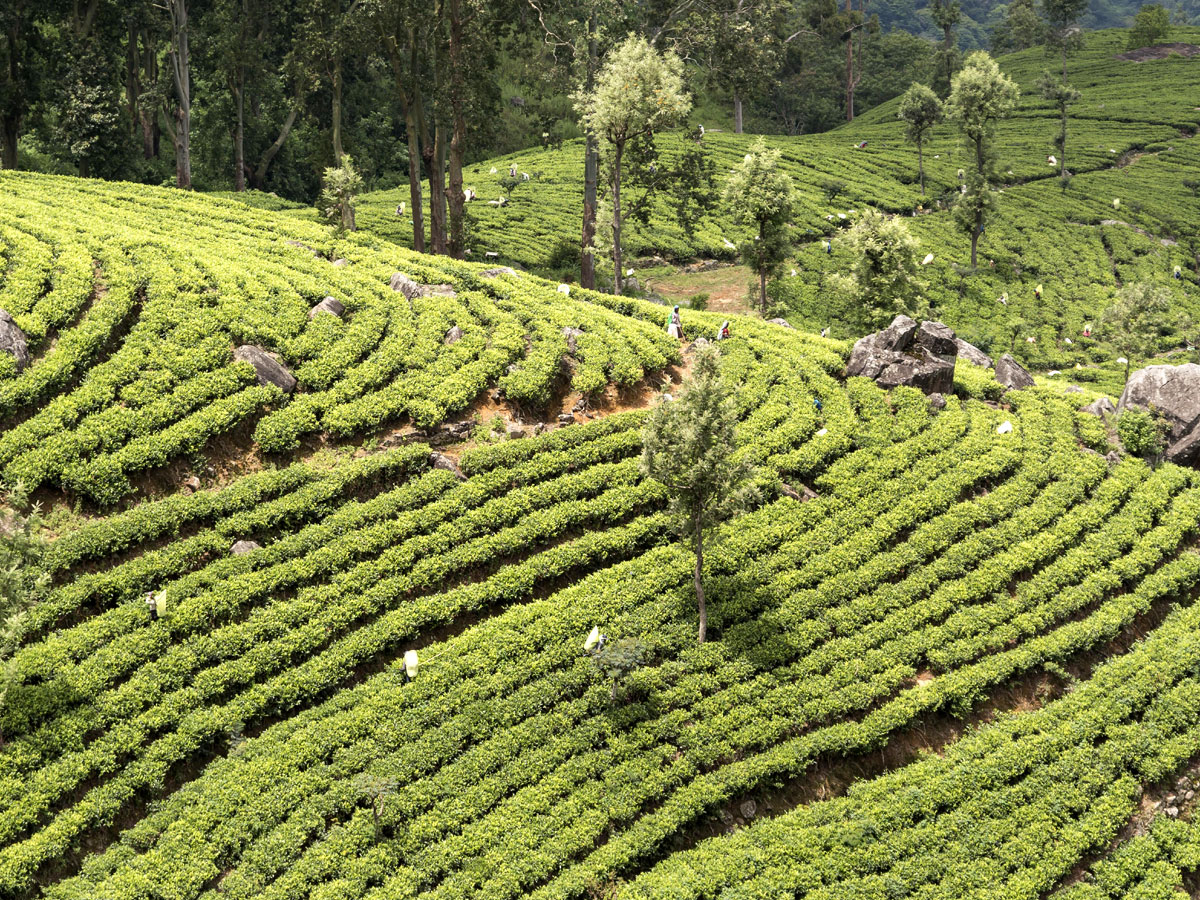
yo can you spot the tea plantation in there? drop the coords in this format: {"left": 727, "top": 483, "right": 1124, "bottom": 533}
{"left": 3, "top": 152, "right": 1200, "bottom": 899}
{"left": 357, "top": 28, "right": 1200, "bottom": 366}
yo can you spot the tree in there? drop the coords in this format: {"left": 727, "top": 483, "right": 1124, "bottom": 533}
{"left": 946, "top": 50, "right": 1019, "bottom": 269}
{"left": 0, "top": 1, "right": 40, "bottom": 170}
{"left": 897, "top": 82, "right": 942, "bottom": 196}
{"left": 0, "top": 483, "right": 47, "bottom": 746}
{"left": 319, "top": 155, "right": 362, "bottom": 232}
{"left": 723, "top": 138, "right": 796, "bottom": 313}
{"left": 929, "top": 0, "right": 961, "bottom": 96}
{"left": 640, "top": 346, "right": 757, "bottom": 644}
{"left": 1100, "top": 281, "right": 1175, "bottom": 382}
{"left": 590, "top": 636, "right": 651, "bottom": 700}
{"left": 160, "top": 0, "right": 192, "bottom": 189}
{"left": 1128, "top": 3, "right": 1171, "bottom": 48}
{"left": 831, "top": 209, "right": 926, "bottom": 329}
{"left": 1044, "top": 0, "right": 1087, "bottom": 80}
{"left": 57, "top": 42, "right": 123, "bottom": 178}
{"left": 1038, "top": 69, "right": 1080, "bottom": 181}
{"left": 991, "top": 0, "right": 1047, "bottom": 52}
{"left": 577, "top": 35, "right": 690, "bottom": 296}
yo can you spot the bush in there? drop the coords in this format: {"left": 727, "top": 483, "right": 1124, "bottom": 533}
{"left": 1117, "top": 408, "right": 1169, "bottom": 459}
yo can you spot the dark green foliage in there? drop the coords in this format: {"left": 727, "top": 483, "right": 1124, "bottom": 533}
{"left": 1117, "top": 407, "right": 1169, "bottom": 458}
{"left": 1128, "top": 3, "right": 1173, "bottom": 46}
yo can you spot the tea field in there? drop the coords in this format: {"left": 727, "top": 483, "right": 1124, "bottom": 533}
{"left": 356, "top": 29, "right": 1200, "bottom": 366}
{"left": 3, "top": 170, "right": 1200, "bottom": 898}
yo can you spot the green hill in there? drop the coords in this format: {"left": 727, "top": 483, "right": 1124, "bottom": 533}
{"left": 4, "top": 168, "right": 1200, "bottom": 898}
{"left": 355, "top": 29, "right": 1200, "bottom": 383}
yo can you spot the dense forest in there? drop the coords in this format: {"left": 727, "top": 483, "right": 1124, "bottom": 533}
{"left": 1, "top": 0, "right": 1191, "bottom": 204}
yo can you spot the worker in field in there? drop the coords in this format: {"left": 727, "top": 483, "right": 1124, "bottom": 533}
{"left": 667, "top": 306, "right": 684, "bottom": 340}
{"left": 716, "top": 321, "right": 730, "bottom": 341}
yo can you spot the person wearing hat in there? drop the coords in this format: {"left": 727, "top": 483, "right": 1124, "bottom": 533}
{"left": 667, "top": 306, "right": 684, "bottom": 340}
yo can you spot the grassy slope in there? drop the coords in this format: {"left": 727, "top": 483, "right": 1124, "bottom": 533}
{"left": 354, "top": 28, "right": 1200, "bottom": 387}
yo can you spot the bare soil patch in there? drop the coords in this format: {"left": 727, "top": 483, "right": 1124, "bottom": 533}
{"left": 1116, "top": 42, "right": 1200, "bottom": 61}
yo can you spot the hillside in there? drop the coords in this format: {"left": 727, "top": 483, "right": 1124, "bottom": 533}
{"left": 3, "top": 173, "right": 1200, "bottom": 898}
{"left": 355, "top": 29, "right": 1200, "bottom": 382}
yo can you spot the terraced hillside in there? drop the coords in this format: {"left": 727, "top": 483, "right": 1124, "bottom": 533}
{"left": 356, "top": 29, "right": 1200, "bottom": 364}
{"left": 4, "top": 175, "right": 1200, "bottom": 899}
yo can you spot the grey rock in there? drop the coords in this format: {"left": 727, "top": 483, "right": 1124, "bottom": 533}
{"left": 557, "top": 413, "right": 575, "bottom": 425}
{"left": 1106, "top": 450, "right": 1121, "bottom": 464}
{"left": 1167, "top": 806, "right": 1180, "bottom": 818}
{"left": 1187, "top": 791, "right": 1195, "bottom": 801}
{"left": 562, "top": 327, "right": 583, "bottom": 355}
{"left": 233, "top": 345, "right": 296, "bottom": 394}
{"left": 1082, "top": 396, "right": 1117, "bottom": 418}
{"left": 532, "top": 423, "right": 546, "bottom": 436}
{"left": 739, "top": 800, "right": 757, "bottom": 820}
{"left": 332, "top": 258, "right": 349, "bottom": 268}
{"left": 480, "top": 266, "right": 517, "bottom": 277}
{"left": 625, "top": 275, "right": 639, "bottom": 292}
{"left": 183, "top": 475, "right": 202, "bottom": 492}
{"left": 309, "top": 296, "right": 345, "bottom": 319}
{"left": 955, "top": 337, "right": 992, "bottom": 368}
{"left": 285, "top": 240, "right": 322, "bottom": 258}
{"left": 445, "top": 325, "right": 464, "bottom": 346}
{"left": 1119, "top": 364, "right": 1200, "bottom": 466}
{"left": 389, "top": 272, "right": 423, "bottom": 299}
{"left": 1065, "top": 385, "right": 1084, "bottom": 394}
{"left": 424, "top": 284, "right": 458, "bottom": 298}
{"left": 767, "top": 317, "right": 794, "bottom": 329}
{"left": 506, "top": 423, "right": 526, "bottom": 439}
{"left": 844, "top": 315, "right": 955, "bottom": 395}
{"left": 231, "top": 540, "right": 262, "bottom": 556}
{"left": 430, "top": 452, "right": 467, "bottom": 481}
{"left": 995, "top": 354, "right": 1036, "bottom": 390}
{"left": 0, "top": 309, "right": 30, "bottom": 373}
{"left": 928, "top": 392, "right": 947, "bottom": 410}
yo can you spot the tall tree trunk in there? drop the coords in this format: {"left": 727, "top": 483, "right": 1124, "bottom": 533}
{"left": 580, "top": 12, "right": 599, "bottom": 290}
{"left": 331, "top": 56, "right": 344, "bottom": 163}
{"left": 141, "top": 28, "right": 159, "bottom": 159}
{"left": 430, "top": 122, "right": 447, "bottom": 254}
{"left": 917, "top": 139, "right": 925, "bottom": 195}
{"left": 970, "top": 218, "right": 979, "bottom": 268}
{"left": 406, "top": 34, "right": 426, "bottom": 254}
{"left": 694, "top": 524, "right": 706, "bottom": 644}
{"left": 2, "top": 22, "right": 21, "bottom": 169}
{"left": 733, "top": 90, "right": 744, "bottom": 134}
{"left": 611, "top": 142, "right": 624, "bottom": 296}
{"left": 233, "top": 77, "right": 246, "bottom": 191}
{"left": 250, "top": 103, "right": 298, "bottom": 190}
{"left": 126, "top": 20, "right": 140, "bottom": 137}
{"left": 845, "top": 0, "right": 855, "bottom": 121}
{"left": 1059, "top": 107, "right": 1067, "bottom": 178}
{"left": 446, "top": 0, "right": 466, "bottom": 259}
{"left": 166, "top": 0, "right": 192, "bottom": 189}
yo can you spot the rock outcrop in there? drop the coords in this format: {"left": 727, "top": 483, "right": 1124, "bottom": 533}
{"left": 955, "top": 337, "right": 992, "bottom": 368}
{"left": 444, "top": 325, "right": 464, "bottom": 345}
{"left": 1082, "top": 396, "right": 1117, "bottom": 418}
{"left": 844, "top": 315, "right": 956, "bottom": 395}
{"left": 231, "top": 540, "right": 262, "bottom": 555}
{"left": 233, "top": 345, "right": 297, "bottom": 394}
{"left": 1119, "top": 364, "right": 1200, "bottom": 466}
{"left": 0, "top": 309, "right": 30, "bottom": 373}
{"left": 309, "top": 296, "right": 345, "bottom": 319}
{"left": 994, "top": 354, "right": 1036, "bottom": 390}
{"left": 430, "top": 452, "right": 467, "bottom": 481}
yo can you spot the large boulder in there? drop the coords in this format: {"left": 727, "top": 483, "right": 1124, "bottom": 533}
{"left": 233, "top": 345, "right": 297, "bottom": 394}
{"left": 844, "top": 315, "right": 956, "bottom": 395}
{"left": 1082, "top": 396, "right": 1117, "bottom": 418}
{"left": 0, "top": 309, "right": 30, "bottom": 373}
{"left": 995, "top": 354, "right": 1036, "bottom": 390}
{"left": 309, "top": 296, "right": 345, "bottom": 319}
{"left": 1119, "top": 364, "right": 1200, "bottom": 466}
{"left": 955, "top": 337, "right": 992, "bottom": 368}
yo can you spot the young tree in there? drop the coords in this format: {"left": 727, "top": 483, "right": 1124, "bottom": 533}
{"left": 1100, "top": 281, "right": 1175, "bottom": 382}
{"left": 990, "top": 0, "right": 1047, "bottom": 52}
{"left": 319, "top": 155, "right": 363, "bottom": 233}
{"left": 0, "top": 483, "right": 47, "bottom": 746}
{"left": 1044, "top": 0, "right": 1087, "bottom": 80}
{"left": 946, "top": 50, "right": 1019, "bottom": 269}
{"left": 1038, "top": 69, "right": 1080, "bottom": 181}
{"left": 723, "top": 137, "right": 796, "bottom": 313}
{"left": 577, "top": 35, "right": 690, "bottom": 296}
{"left": 1128, "top": 3, "right": 1171, "bottom": 48}
{"left": 929, "top": 0, "right": 961, "bottom": 96}
{"left": 897, "top": 82, "right": 942, "bottom": 196}
{"left": 831, "top": 209, "right": 926, "bottom": 329}
{"left": 640, "top": 346, "right": 757, "bottom": 644}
